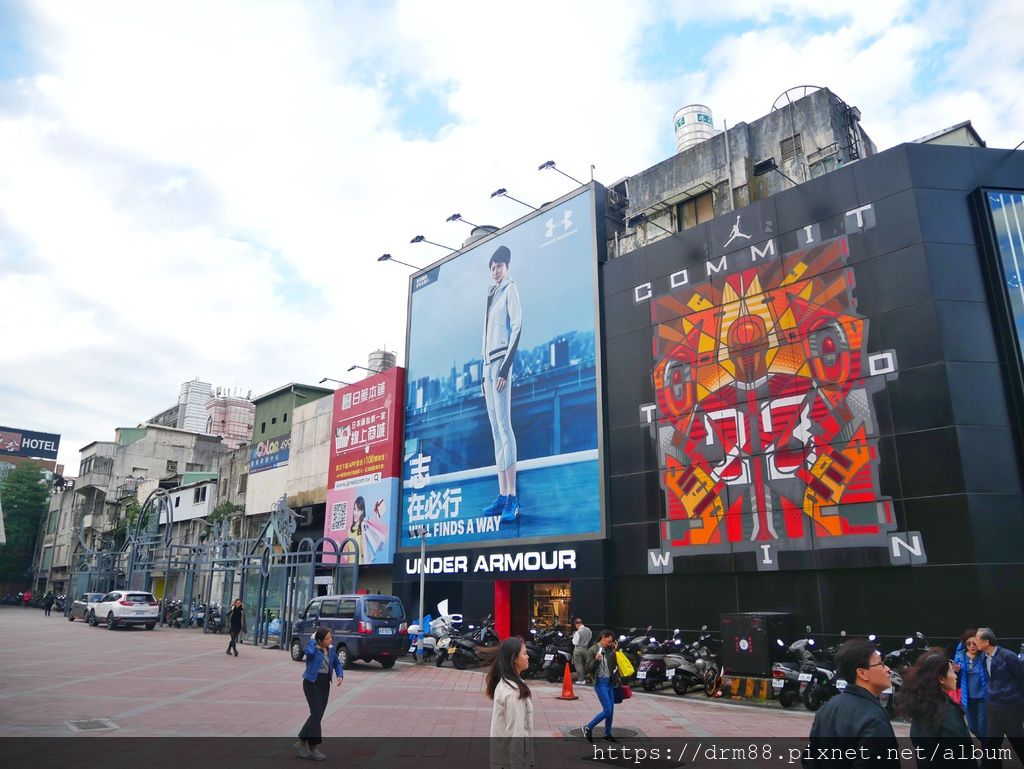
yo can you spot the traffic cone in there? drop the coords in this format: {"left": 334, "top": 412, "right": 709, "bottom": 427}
{"left": 557, "top": 662, "right": 578, "bottom": 700}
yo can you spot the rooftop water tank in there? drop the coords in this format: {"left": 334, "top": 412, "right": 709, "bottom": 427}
{"left": 673, "top": 104, "right": 717, "bottom": 153}
{"left": 367, "top": 350, "right": 397, "bottom": 374}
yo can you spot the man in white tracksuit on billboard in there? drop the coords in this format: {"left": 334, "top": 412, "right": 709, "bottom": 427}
{"left": 481, "top": 245, "right": 523, "bottom": 525}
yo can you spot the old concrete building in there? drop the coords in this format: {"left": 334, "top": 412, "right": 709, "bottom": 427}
{"left": 616, "top": 87, "right": 877, "bottom": 258}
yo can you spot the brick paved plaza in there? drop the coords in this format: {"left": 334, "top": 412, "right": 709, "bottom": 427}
{"left": 0, "top": 605, "right": 902, "bottom": 742}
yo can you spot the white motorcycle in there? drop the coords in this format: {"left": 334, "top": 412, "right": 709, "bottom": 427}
{"left": 407, "top": 599, "right": 462, "bottom": 664}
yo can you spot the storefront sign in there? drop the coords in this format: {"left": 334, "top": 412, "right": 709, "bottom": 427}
{"left": 404, "top": 548, "right": 577, "bottom": 575}
{"left": 250, "top": 435, "right": 290, "bottom": 473}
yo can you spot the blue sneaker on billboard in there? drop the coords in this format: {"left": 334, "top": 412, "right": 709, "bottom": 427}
{"left": 501, "top": 495, "right": 520, "bottom": 524}
{"left": 483, "top": 495, "right": 507, "bottom": 515}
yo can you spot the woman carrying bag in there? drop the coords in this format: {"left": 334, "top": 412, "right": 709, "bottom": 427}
{"left": 582, "top": 630, "right": 623, "bottom": 743}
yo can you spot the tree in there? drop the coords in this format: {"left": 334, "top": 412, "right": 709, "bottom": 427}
{"left": 209, "top": 501, "right": 243, "bottom": 525}
{"left": 113, "top": 496, "right": 147, "bottom": 548}
{"left": 0, "top": 463, "right": 50, "bottom": 582}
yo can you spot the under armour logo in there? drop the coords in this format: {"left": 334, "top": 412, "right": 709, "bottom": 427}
{"left": 545, "top": 210, "right": 573, "bottom": 238}
{"left": 723, "top": 215, "right": 752, "bottom": 248}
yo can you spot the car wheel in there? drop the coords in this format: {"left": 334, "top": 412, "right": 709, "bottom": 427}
{"left": 106, "top": 613, "right": 117, "bottom": 630}
{"left": 453, "top": 652, "right": 469, "bottom": 671}
{"left": 336, "top": 645, "right": 351, "bottom": 669}
{"left": 87, "top": 611, "right": 96, "bottom": 626}
{"left": 145, "top": 623, "right": 155, "bottom": 631}
{"left": 778, "top": 688, "right": 798, "bottom": 708}
{"left": 379, "top": 658, "right": 396, "bottom": 669}
{"left": 291, "top": 638, "right": 305, "bottom": 662}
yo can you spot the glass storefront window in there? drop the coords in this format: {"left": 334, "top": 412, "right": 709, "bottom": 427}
{"left": 531, "top": 582, "right": 570, "bottom": 628}
{"left": 986, "top": 190, "right": 1024, "bottom": 362}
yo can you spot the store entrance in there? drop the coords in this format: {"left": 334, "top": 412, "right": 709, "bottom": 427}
{"left": 507, "top": 581, "right": 571, "bottom": 637}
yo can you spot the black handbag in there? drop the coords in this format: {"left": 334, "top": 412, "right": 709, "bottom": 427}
{"left": 613, "top": 685, "right": 624, "bottom": 704}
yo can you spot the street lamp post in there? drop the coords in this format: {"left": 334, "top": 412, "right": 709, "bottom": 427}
{"left": 411, "top": 525, "right": 428, "bottom": 664}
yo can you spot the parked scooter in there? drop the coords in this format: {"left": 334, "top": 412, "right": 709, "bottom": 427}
{"left": 637, "top": 629, "right": 692, "bottom": 692}
{"left": 616, "top": 627, "right": 652, "bottom": 684}
{"left": 409, "top": 600, "right": 463, "bottom": 662}
{"left": 800, "top": 630, "right": 847, "bottom": 711}
{"left": 671, "top": 625, "right": 721, "bottom": 697}
{"left": 524, "top": 623, "right": 563, "bottom": 680}
{"left": 448, "top": 614, "right": 501, "bottom": 670}
{"left": 879, "top": 631, "right": 927, "bottom": 714}
{"left": 540, "top": 627, "right": 575, "bottom": 683}
{"left": 771, "top": 626, "right": 821, "bottom": 709}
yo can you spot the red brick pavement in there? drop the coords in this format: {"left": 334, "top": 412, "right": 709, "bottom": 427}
{"left": 0, "top": 607, "right": 904, "bottom": 739}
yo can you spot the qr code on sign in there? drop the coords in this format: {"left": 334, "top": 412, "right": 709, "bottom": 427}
{"left": 331, "top": 501, "right": 348, "bottom": 531}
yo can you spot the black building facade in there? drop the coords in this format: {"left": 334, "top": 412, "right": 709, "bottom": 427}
{"left": 393, "top": 142, "right": 1024, "bottom": 646}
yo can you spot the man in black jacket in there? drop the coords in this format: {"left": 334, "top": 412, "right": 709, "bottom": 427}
{"left": 803, "top": 638, "right": 900, "bottom": 768}
{"left": 976, "top": 627, "right": 1024, "bottom": 767}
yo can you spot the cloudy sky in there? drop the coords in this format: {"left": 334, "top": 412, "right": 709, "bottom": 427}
{"left": 1, "top": 0, "right": 1021, "bottom": 473}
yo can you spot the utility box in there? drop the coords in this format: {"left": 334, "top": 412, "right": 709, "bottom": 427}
{"left": 719, "top": 612, "right": 798, "bottom": 676}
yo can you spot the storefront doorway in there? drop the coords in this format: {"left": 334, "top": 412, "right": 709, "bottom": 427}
{"left": 505, "top": 580, "right": 572, "bottom": 637}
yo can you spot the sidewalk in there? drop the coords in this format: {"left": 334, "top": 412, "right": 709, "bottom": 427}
{"left": 0, "top": 606, "right": 849, "bottom": 739}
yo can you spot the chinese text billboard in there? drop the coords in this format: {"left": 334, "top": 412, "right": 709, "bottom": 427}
{"left": 401, "top": 186, "right": 604, "bottom": 549}
{"left": 323, "top": 367, "right": 404, "bottom": 564}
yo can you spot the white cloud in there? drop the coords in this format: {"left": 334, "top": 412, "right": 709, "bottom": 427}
{"left": 0, "top": 0, "right": 1020, "bottom": 472}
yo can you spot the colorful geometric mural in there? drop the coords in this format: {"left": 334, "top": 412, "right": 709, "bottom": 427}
{"left": 650, "top": 234, "right": 898, "bottom": 565}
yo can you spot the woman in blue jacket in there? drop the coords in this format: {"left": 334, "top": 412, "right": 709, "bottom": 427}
{"left": 953, "top": 631, "right": 987, "bottom": 739}
{"left": 295, "top": 627, "right": 344, "bottom": 761}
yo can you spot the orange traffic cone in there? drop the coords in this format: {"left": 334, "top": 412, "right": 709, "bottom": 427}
{"left": 557, "top": 662, "right": 578, "bottom": 700}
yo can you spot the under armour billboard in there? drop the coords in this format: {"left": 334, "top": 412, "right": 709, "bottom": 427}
{"left": 400, "top": 185, "right": 607, "bottom": 550}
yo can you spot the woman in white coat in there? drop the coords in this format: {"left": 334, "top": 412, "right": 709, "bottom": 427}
{"left": 486, "top": 637, "right": 534, "bottom": 769}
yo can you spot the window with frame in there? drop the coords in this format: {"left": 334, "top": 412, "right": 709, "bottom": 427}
{"left": 193, "top": 487, "right": 207, "bottom": 504}
{"left": 319, "top": 600, "right": 339, "bottom": 618}
{"left": 283, "top": 412, "right": 288, "bottom": 423}
{"left": 261, "top": 422, "right": 266, "bottom": 434}
{"left": 676, "top": 190, "right": 715, "bottom": 231}
{"left": 237, "top": 473, "right": 248, "bottom": 494}
{"left": 166, "top": 460, "right": 178, "bottom": 473}
{"left": 780, "top": 133, "right": 803, "bottom": 162}
{"left": 338, "top": 599, "right": 357, "bottom": 619}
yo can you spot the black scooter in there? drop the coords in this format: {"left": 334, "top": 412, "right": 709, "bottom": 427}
{"left": 449, "top": 615, "right": 500, "bottom": 670}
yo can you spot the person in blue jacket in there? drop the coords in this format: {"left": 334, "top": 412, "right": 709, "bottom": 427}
{"left": 953, "top": 630, "right": 988, "bottom": 740}
{"left": 295, "top": 627, "right": 344, "bottom": 761}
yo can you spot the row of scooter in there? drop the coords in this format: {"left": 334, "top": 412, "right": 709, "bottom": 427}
{"left": 161, "top": 599, "right": 222, "bottom": 630}
{"left": 527, "top": 622, "right": 722, "bottom": 696}
{"left": 771, "top": 627, "right": 932, "bottom": 712}
{"left": 407, "top": 601, "right": 502, "bottom": 670}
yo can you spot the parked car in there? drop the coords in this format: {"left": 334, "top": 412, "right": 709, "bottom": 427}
{"left": 89, "top": 590, "right": 160, "bottom": 630}
{"left": 68, "top": 592, "right": 105, "bottom": 622}
{"left": 289, "top": 594, "right": 407, "bottom": 669}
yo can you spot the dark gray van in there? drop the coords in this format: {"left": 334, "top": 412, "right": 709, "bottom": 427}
{"left": 290, "top": 594, "right": 407, "bottom": 668}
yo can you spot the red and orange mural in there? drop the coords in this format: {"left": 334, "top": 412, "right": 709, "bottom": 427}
{"left": 650, "top": 234, "right": 898, "bottom": 567}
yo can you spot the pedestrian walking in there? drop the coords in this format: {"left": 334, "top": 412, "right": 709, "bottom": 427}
{"left": 900, "top": 653, "right": 978, "bottom": 767}
{"left": 225, "top": 599, "right": 245, "bottom": 656}
{"left": 954, "top": 630, "right": 988, "bottom": 739}
{"left": 802, "top": 637, "right": 899, "bottom": 768}
{"left": 22, "top": 590, "right": 31, "bottom": 608}
{"left": 581, "top": 630, "right": 621, "bottom": 744}
{"left": 572, "top": 618, "right": 592, "bottom": 684}
{"left": 295, "top": 628, "right": 344, "bottom": 761}
{"left": 975, "top": 628, "right": 1024, "bottom": 767}
{"left": 486, "top": 637, "right": 534, "bottom": 769}
{"left": 43, "top": 591, "right": 55, "bottom": 617}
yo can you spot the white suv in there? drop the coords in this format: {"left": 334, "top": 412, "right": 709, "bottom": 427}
{"left": 90, "top": 590, "right": 160, "bottom": 630}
